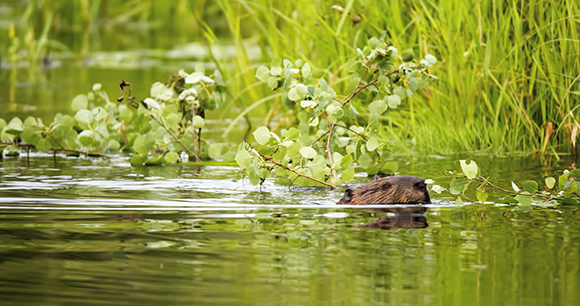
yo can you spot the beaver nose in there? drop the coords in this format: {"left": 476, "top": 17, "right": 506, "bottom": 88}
{"left": 422, "top": 193, "right": 431, "bottom": 204}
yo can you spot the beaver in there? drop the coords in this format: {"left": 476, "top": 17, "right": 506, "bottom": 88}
{"left": 337, "top": 175, "right": 431, "bottom": 205}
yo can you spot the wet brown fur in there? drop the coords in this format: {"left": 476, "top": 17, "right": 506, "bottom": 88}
{"left": 337, "top": 176, "right": 431, "bottom": 205}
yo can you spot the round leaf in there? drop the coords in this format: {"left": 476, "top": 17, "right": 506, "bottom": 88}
{"left": 71, "top": 94, "right": 88, "bottom": 111}
{"left": 299, "top": 147, "right": 317, "bottom": 159}
{"left": 253, "top": 126, "right": 270, "bottom": 145}
{"left": 235, "top": 150, "right": 252, "bottom": 168}
{"left": 165, "top": 151, "right": 179, "bottom": 163}
{"left": 192, "top": 116, "right": 205, "bottom": 128}
{"left": 545, "top": 177, "right": 556, "bottom": 189}
{"left": 75, "top": 109, "right": 94, "bottom": 125}
{"left": 460, "top": 160, "right": 478, "bottom": 179}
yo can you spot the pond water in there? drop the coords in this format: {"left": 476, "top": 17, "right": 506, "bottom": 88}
{"left": 1, "top": 155, "right": 579, "bottom": 306}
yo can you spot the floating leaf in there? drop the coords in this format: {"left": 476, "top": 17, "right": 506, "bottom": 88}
{"left": 253, "top": 126, "right": 270, "bottom": 145}
{"left": 460, "top": 160, "right": 478, "bottom": 179}
{"left": 71, "top": 94, "right": 88, "bottom": 111}
{"left": 545, "top": 177, "right": 556, "bottom": 189}
{"left": 235, "top": 150, "right": 252, "bottom": 168}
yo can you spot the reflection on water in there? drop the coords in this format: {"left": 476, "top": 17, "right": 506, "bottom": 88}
{"left": 0, "top": 156, "right": 580, "bottom": 305}
{"left": 359, "top": 206, "right": 428, "bottom": 230}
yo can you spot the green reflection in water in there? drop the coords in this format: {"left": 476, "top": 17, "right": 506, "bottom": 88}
{"left": 0, "top": 155, "right": 579, "bottom": 305}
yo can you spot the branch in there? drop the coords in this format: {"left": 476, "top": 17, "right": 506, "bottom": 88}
{"left": 473, "top": 175, "right": 552, "bottom": 200}
{"left": 261, "top": 154, "right": 337, "bottom": 189}
{"left": 154, "top": 115, "right": 201, "bottom": 162}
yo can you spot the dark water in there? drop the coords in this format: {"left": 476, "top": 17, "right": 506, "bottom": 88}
{"left": 1, "top": 155, "right": 579, "bottom": 306}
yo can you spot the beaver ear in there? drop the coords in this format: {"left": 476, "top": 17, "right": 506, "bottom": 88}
{"left": 374, "top": 175, "right": 381, "bottom": 181}
{"left": 343, "top": 189, "right": 353, "bottom": 202}
{"left": 382, "top": 181, "right": 392, "bottom": 190}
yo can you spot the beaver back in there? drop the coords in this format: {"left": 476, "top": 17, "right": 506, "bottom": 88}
{"left": 337, "top": 175, "right": 431, "bottom": 205}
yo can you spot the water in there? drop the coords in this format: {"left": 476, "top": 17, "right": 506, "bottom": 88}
{"left": 1, "top": 155, "right": 579, "bottom": 306}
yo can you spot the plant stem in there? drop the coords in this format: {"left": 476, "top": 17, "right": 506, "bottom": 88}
{"left": 261, "top": 154, "right": 337, "bottom": 189}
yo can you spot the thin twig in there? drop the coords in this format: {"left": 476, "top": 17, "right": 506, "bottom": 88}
{"left": 261, "top": 155, "right": 337, "bottom": 189}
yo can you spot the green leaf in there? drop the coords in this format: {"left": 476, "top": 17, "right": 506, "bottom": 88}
{"left": 460, "top": 160, "right": 478, "bottom": 179}
{"left": 143, "top": 98, "right": 161, "bottom": 109}
{"left": 357, "top": 153, "right": 372, "bottom": 169}
{"left": 342, "top": 166, "right": 355, "bottom": 182}
{"left": 21, "top": 126, "right": 41, "bottom": 144}
{"left": 366, "top": 137, "right": 380, "bottom": 151}
{"left": 340, "top": 154, "right": 353, "bottom": 169}
{"left": 78, "top": 130, "right": 95, "bottom": 146}
{"left": 476, "top": 188, "right": 489, "bottom": 203}
{"left": 503, "top": 195, "right": 519, "bottom": 204}
{"left": 299, "top": 147, "right": 317, "bottom": 159}
{"left": 369, "top": 100, "right": 387, "bottom": 114}
{"left": 185, "top": 72, "right": 204, "bottom": 84}
{"left": 192, "top": 116, "right": 205, "bottom": 128}
{"left": 559, "top": 175, "right": 568, "bottom": 189}
{"left": 71, "top": 94, "right": 88, "bottom": 111}
{"left": 133, "top": 133, "right": 155, "bottom": 155}
{"left": 0, "top": 119, "right": 6, "bottom": 131}
{"left": 150, "top": 82, "right": 168, "bottom": 97}
{"left": 515, "top": 194, "right": 532, "bottom": 206}
{"left": 267, "top": 76, "right": 278, "bottom": 89}
{"left": 248, "top": 169, "right": 261, "bottom": 185}
{"left": 23, "top": 116, "right": 38, "bottom": 128}
{"left": 255, "top": 65, "right": 271, "bottom": 82}
{"left": 75, "top": 110, "right": 94, "bottom": 125}
{"left": 522, "top": 180, "right": 538, "bottom": 194}
{"left": 425, "top": 54, "right": 437, "bottom": 65}
{"left": 300, "top": 100, "right": 317, "bottom": 108}
{"left": 288, "top": 88, "right": 301, "bottom": 101}
{"left": 108, "top": 139, "right": 121, "bottom": 151}
{"left": 208, "top": 143, "right": 223, "bottom": 159}
{"left": 5, "top": 117, "right": 23, "bottom": 135}
{"left": 402, "top": 52, "right": 414, "bottom": 62}
{"left": 394, "top": 86, "right": 407, "bottom": 100}
{"left": 93, "top": 107, "right": 108, "bottom": 121}
{"left": 130, "top": 154, "right": 148, "bottom": 166}
{"left": 455, "top": 197, "right": 464, "bottom": 205}
{"left": 235, "top": 150, "right": 252, "bottom": 168}
{"left": 165, "top": 151, "right": 179, "bottom": 163}
{"left": 35, "top": 138, "right": 52, "bottom": 151}
{"left": 253, "top": 126, "right": 271, "bottom": 145}
{"left": 511, "top": 181, "right": 520, "bottom": 192}
{"left": 545, "top": 177, "right": 556, "bottom": 189}
{"left": 165, "top": 113, "right": 181, "bottom": 129}
{"left": 302, "top": 63, "right": 311, "bottom": 78}
{"left": 58, "top": 115, "right": 75, "bottom": 130}
{"left": 450, "top": 178, "right": 469, "bottom": 195}
{"left": 284, "top": 128, "right": 300, "bottom": 141}
{"left": 382, "top": 161, "right": 398, "bottom": 173}
{"left": 387, "top": 95, "right": 401, "bottom": 108}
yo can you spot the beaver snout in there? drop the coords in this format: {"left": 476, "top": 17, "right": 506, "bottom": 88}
{"left": 337, "top": 175, "right": 431, "bottom": 205}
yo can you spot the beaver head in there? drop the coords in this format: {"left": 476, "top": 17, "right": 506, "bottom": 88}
{"left": 337, "top": 175, "right": 431, "bottom": 205}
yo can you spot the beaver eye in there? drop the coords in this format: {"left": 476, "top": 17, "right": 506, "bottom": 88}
{"left": 382, "top": 182, "right": 391, "bottom": 190}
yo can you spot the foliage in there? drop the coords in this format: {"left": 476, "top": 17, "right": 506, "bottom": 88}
{"left": 1, "top": 67, "right": 226, "bottom": 165}
{"left": 428, "top": 160, "right": 580, "bottom": 206}
{"left": 236, "top": 34, "right": 437, "bottom": 187}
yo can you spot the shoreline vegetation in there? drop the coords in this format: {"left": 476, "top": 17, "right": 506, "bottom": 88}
{"left": 1, "top": 0, "right": 579, "bottom": 156}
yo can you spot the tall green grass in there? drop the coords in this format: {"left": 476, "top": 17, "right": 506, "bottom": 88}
{"left": 3, "top": 0, "right": 580, "bottom": 155}
{"left": 199, "top": 0, "right": 580, "bottom": 155}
